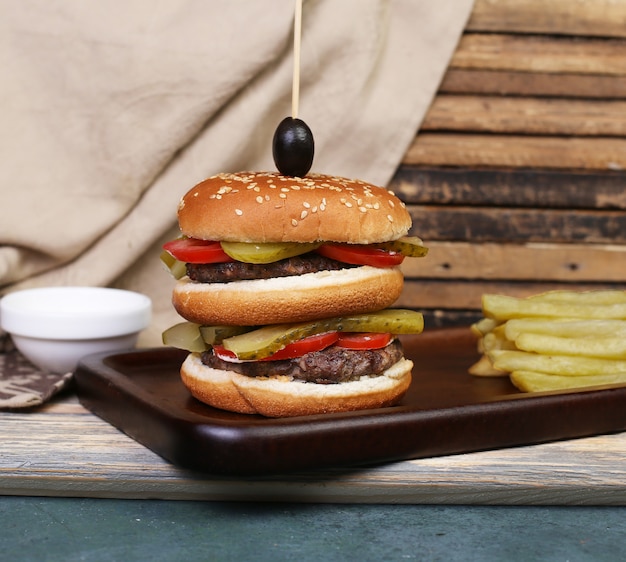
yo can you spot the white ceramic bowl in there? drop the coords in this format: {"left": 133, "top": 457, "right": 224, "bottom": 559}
{"left": 0, "top": 287, "right": 152, "bottom": 373}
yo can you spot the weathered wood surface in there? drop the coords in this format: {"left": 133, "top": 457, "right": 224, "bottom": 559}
{"left": 451, "top": 34, "right": 626, "bottom": 76}
{"left": 390, "top": 168, "right": 626, "bottom": 210}
{"left": 400, "top": 242, "right": 626, "bottom": 282}
{"left": 395, "top": 0, "right": 626, "bottom": 325}
{"left": 422, "top": 96, "right": 626, "bottom": 136}
{"left": 468, "top": 0, "right": 626, "bottom": 38}
{"left": 407, "top": 206, "right": 626, "bottom": 244}
{"left": 404, "top": 134, "right": 626, "bottom": 171}
{"left": 440, "top": 69, "right": 626, "bottom": 99}
{"left": 1, "top": 396, "right": 625, "bottom": 505}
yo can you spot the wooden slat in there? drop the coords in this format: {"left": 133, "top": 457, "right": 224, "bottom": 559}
{"left": 468, "top": 0, "right": 626, "bottom": 39}
{"left": 391, "top": 167, "right": 626, "bottom": 210}
{"left": 422, "top": 95, "right": 626, "bottom": 136}
{"left": 397, "top": 279, "right": 624, "bottom": 311}
{"left": 439, "top": 69, "right": 626, "bottom": 99}
{"left": 401, "top": 242, "right": 626, "bottom": 283}
{"left": 451, "top": 34, "right": 626, "bottom": 76}
{"left": 407, "top": 205, "right": 626, "bottom": 244}
{"left": 403, "top": 133, "right": 626, "bottom": 171}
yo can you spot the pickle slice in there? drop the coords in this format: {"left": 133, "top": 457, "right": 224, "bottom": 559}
{"left": 220, "top": 241, "right": 321, "bottom": 264}
{"left": 222, "top": 319, "right": 341, "bottom": 360}
{"left": 222, "top": 309, "right": 424, "bottom": 360}
{"left": 162, "top": 322, "right": 208, "bottom": 352}
{"left": 339, "top": 309, "right": 425, "bottom": 333}
{"left": 199, "top": 325, "right": 253, "bottom": 345}
{"left": 374, "top": 236, "right": 429, "bottom": 258}
{"left": 160, "top": 250, "right": 187, "bottom": 279}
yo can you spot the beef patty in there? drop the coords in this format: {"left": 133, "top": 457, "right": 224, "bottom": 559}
{"left": 201, "top": 339, "right": 403, "bottom": 384}
{"left": 186, "top": 252, "right": 355, "bottom": 283}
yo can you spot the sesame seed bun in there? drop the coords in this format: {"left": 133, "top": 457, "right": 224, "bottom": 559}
{"left": 172, "top": 265, "right": 404, "bottom": 326}
{"left": 177, "top": 172, "right": 411, "bottom": 244}
{"left": 180, "top": 353, "right": 413, "bottom": 417}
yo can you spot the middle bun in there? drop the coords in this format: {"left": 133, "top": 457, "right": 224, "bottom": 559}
{"left": 172, "top": 265, "right": 404, "bottom": 326}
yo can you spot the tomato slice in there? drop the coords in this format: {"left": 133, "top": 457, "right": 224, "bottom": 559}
{"left": 317, "top": 243, "right": 404, "bottom": 267}
{"left": 213, "top": 331, "right": 340, "bottom": 362}
{"left": 162, "top": 238, "right": 233, "bottom": 264}
{"left": 337, "top": 332, "right": 393, "bottom": 350}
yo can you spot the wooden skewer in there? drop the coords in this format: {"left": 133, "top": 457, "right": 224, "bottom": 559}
{"left": 292, "top": 0, "right": 303, "bottom": 119}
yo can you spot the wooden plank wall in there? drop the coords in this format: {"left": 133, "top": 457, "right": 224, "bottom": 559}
{"left": 391, "top": 0, "right": 626, "bottom": 327}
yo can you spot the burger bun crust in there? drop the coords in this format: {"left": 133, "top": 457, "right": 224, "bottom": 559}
{"left": 172, "top": 265, "right": 404, "bottom": 325}
{"left": 177, "top": 172, "right": 412, "bottom": 244}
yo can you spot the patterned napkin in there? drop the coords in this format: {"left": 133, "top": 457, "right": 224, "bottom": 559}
{"left": 0, "top": 333, "right": 73, "bottom": 409}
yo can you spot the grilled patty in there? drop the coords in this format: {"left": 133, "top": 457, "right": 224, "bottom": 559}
{"left": 201, "top": 340, "right": 403, "bottom": 384}
{"left": 186, "top": 253, "right": 354, "bottom": 283}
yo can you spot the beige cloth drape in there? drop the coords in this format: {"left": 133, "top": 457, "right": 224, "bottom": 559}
{"left": 0, "top": 0, "right": 474, "bottom": 345}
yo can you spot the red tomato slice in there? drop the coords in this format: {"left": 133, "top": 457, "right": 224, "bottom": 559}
{"left": 264, "top": 332, "right": 339, "bottom": 360}
{"left": 337, "top": 332, "right": 393, "bottom": 350}
{"left": 162, "top": 238, "right": 233, "bottom": 264}
{"left": 317, "top": 243, "right": 404, "bottom": 267}
{"left": 213, "top": 332, "right": 340, "bottom": 362}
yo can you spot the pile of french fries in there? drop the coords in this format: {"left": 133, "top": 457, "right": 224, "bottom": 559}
{"left": 470, "top": 290, "right": 626, "bottom": 393}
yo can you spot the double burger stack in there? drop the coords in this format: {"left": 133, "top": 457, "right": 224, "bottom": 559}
{"left": 161, "top": 171, "right": 427, "bottom": 417}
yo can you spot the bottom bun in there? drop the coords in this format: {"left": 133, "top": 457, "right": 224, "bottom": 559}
{"left": 180, "top": 353, "right": 413, "bottom": 418}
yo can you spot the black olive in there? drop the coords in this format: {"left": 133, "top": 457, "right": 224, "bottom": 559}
{"left": 272, "top": 117, "right": 314, "bottom": 177}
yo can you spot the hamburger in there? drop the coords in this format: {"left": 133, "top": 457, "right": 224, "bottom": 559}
{"left": 161, "top": 171, "right": 428, "bottom": 417}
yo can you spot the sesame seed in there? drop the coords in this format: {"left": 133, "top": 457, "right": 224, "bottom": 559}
{"left": 345, "top": 201, "right": 353, "bottom": 208}
{"left": 291, "top": 218, "right": 298, "bottom": 226}
{"left": 256, "top": 196, "right": 263, "bottom": 204}
{"left": 359, "top": 207, "right": 367, "bottom": 213}
{"left": 235, "top": 209, "right": 243, "bottom": 216}
{"left": 303, "top": 202, "right": 311, "bottom": 208}
{"left": 311, "top": 206, "right": 318, "bottom": 213}
{"left": 387, "top": 214, "right": 394, "bottom": 222}
{"left": 388, "top": 200, "right": 395, "bottom": 208}
{"left": 279, "top": 193, "right": 287, "bottom": 199}
{"left": 300, "top": 210, "right": 308, "bottom": 219}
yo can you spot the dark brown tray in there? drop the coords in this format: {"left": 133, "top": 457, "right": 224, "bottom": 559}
{"left": 74, "top": 327, "right": 626, "bottom": 476}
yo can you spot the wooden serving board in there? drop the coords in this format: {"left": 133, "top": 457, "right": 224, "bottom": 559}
{"left": 0, "top": 330, "right": 626, "bottom": 505}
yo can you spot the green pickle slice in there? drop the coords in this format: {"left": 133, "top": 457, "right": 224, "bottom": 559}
{"left": 223, "top": 309, "right": 424, "bottom": 360}
{"left": 162, "top": 322, "right": 208, "bottom": 353}
{"left": 220, "top": 241, "right": 321, "bottom": 264}
{"left": 374, "top": 236, "right": 429, "bottom": 258}
{"left": 163, "top": 323, "right": 254, "bottom": 351}
{"left": 199, "top": 325, "right": 253, "bottom": 345}
{"left": 159, "top": 250, "right": 187, "bottom": 279}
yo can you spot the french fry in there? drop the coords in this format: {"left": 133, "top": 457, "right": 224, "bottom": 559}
{"left": 504, "top": 318, "right": 626, "bottom": 340}
{"left": 527, "top": 290, "right": 626, "bottom": 305}
{"left": 468, "top": 354, "right": 507, "bottom": 377}
{"left": 473, "top": 290, "right": 626, "bottom": 393}
{"left": 470, "top": 317, "right": 500, "bottom": 337}
{"left": 489, "top": 349, "right": 626, "bottom": 377}
{"left": 482, "top": 294, "right": 626, "bottom": 321}
{"left": 510, "top": 370, "right": 626, "bottom": 393}
{"left": 482, "top": 328, "right": 517, "bottom": 352}
{"left": 515, "top": 333, "right": 626, "bottom": 359}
